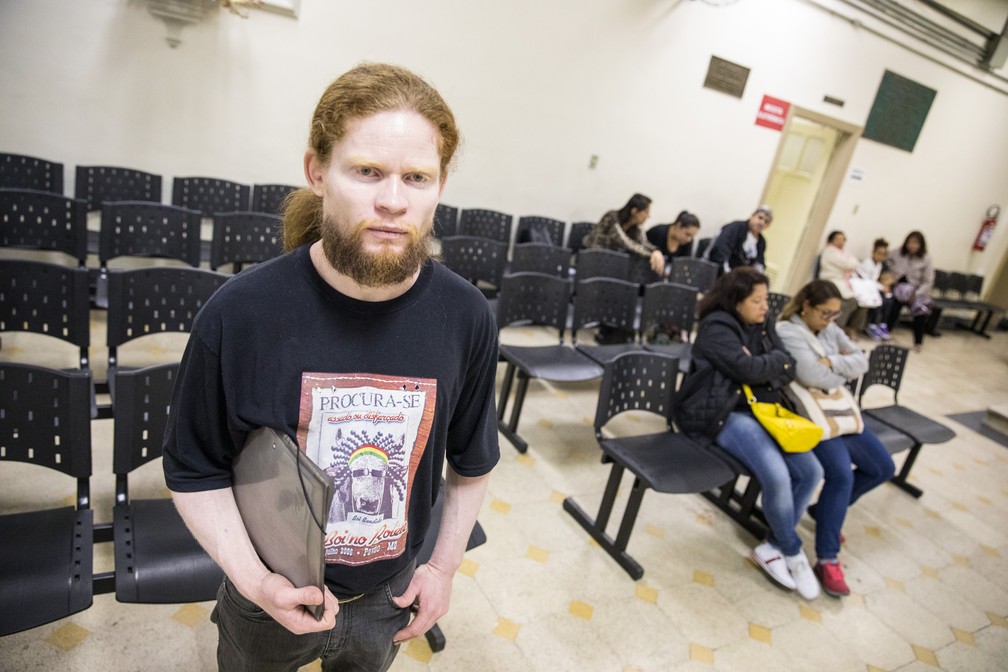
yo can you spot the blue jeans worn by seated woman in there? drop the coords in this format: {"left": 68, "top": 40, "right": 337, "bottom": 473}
{"left": 812, "top": 429, "right": 896, "bottom": 561}
{"left": 716, "top": 412, "right": 824, "bottom": 556}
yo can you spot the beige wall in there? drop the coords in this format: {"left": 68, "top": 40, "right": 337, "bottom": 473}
{"left": 2, "top": 0, "right": 1007, "bottom": 279}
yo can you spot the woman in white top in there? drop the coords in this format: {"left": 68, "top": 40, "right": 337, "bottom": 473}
{"left": 817, "top": 231, "right": 860, "bottom": 335}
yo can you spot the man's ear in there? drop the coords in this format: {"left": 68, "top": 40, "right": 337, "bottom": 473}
{"left": 305, "top": 150, "right": 325, "bottom": 197}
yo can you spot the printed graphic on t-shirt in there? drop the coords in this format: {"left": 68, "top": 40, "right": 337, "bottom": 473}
{"left": 298, "top": 373, "right": 436, "bottom": 566}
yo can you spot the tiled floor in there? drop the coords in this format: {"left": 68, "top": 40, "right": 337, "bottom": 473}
{"left": 2, "top": 302, "right": 1008, "bottom": 671}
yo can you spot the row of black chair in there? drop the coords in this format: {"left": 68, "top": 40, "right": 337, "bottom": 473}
{"left": 930, "top": 268, "right": 1004, "bottom": 338}
{"left": 1, "top": 152, "right": 297, "bottom": 217}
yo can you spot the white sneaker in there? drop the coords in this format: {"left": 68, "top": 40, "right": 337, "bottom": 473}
{"left": 750, "top": 542, "right": 796, "bottom": 590}
{"left": 785, "top": 551, "right": 821, "bottom": 600}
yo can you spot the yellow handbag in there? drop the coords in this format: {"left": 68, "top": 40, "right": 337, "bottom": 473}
{"left": 741, "top": 384, "right": 823, "bottom": 453}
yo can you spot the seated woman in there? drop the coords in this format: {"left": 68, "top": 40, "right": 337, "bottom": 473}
{"left": 582, "top": 193, "right": 666, "bottom": 276}
{"left": 707, "top": 205, "right": 772, "bottom": 275}
{"left": 646, "top": 210, "right": 701, "bottom": 265}
{"left": 776, "top": 280, "right": 895, "bottom": 597}
{"left": 884, "top": 230, "right": 935, "bottom": 352}
{"left": 817, "top": 231, "right": 861, "bottom": 336}
{"left": 675, "top": 268, "right": 822, "bottom": 600}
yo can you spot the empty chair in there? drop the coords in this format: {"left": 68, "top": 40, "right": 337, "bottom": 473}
{"left": 0, "top": 260, "right": 91, "bottom": 369}
{"left": 575, "top": 248, "right": 631, "bottom": 282}
{"left": 171, "top": 176, "right": 251, "bottom": 217}
{"left": 458, "top": 208, "right": 513, "bottom": 243}
{"left": 0, "top": 362, "right": 94, "bottom": 636}
{"left": 640, "top": 281, "right": 699, "bottom": 371}
{"left": 95, "top": 201, "right": 203, "bottom": 308}
{"left": 767, "top": 291, "right": 790, "bottom": 320}
{"left": 509, "top": 242, "right": 570, "bottom": 278}
{"left": 515, "top": 215, "right": 565, "bottom": 246}
{"left": 857, "top": 343, "right": 955, "bottom": 497}
{"left": 670, "top": 257, "right": 718, "bottom": 293}
{"left": 0, "top": 188, "right": 88, "bottom": 267}
{"left": 96, "top": 363, "right": 224, "bottom": 603}
{"left": 440, "top": 235, "right": 508, "bottom": 299}
{"left": 566, "top": 221, "right": 595, "bottom": 254}
{"left": 0, "top": 152, "right": 63, "bottom": 193}
{"left": 496, "top": 272, "right": 604, "bottom": 453}
{"left": 572, "top": 277, "right": 644, "bottom": 365}
{"left": 562, "top": 351, "right": 734, "bottom": 579}
{"left": 433, "top": 202, "right": 459, "bottom": 239}
{"left": 210, "top": 211, "right": 283, "bottom": 272}
{"left": 251, "top": 183, "right": 297, "bottom": 216}
{"left": 74, "top": 165, "right": 162, "bottom": 212}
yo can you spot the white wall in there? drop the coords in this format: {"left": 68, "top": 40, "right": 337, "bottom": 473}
{"left": 2, "top": 0, "right": 1007, "bottom": 278}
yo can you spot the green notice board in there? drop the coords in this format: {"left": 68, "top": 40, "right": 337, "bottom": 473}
{"left": 863, "top": 70, "right": 936, "bottom": 153}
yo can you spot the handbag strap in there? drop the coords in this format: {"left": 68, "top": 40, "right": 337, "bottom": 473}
{"left": 741, "top": 383, "right": 757, "bottom": 405}
{"left": 796, "top": 321, "right": 827, "bottom": 358}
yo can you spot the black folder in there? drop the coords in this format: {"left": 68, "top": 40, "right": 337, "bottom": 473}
{"left": 232, "top": 427, "right": 334, "bottom": 620}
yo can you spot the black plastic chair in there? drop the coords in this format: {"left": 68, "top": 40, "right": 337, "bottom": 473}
{"left": 440, "top": 235, "right": 508, "bottom": 299}
{"left": 496, "top": 273, "right": 604, "bottom": 453}
{"left": 251, "top": 183, "right": 297, "bottom": 216}
{"left": 858, "top": 344, "right": 955, "bottom": 498}
{"left": 767, "top": 292, "right": 791, "bottom": 320}
{"left": 171, "top": 176, "right": 251, "bottom": 217}
{"left": 210, "top": 211, "right": 283, "bottom": 272}
{"left": 562, "top": 351, "right": 734, "bottom": 579}
{"left": 458, "top": 208, "right": 513, "bottom": 243}
{"left": 433, "top": 203, "right": 459, "bottom": 239}
{"left": 0, "top": 362, "right": 94, "bottom": 636}
{"left": 694, "top": 237, "right": 713, "bottom": 259}
{"left": 0, "top": 152, "right": 63, "bottom": 193}
{"left": 509, "top": 242, "right": 571, "bottom": 278}
{"left": 572, "top": 277, "right": 644, "bottom": 365}
{"left": 641, "top": 281, "right": 699, "bottom": 372}
{"left": 95, "top": 201, "right": 203, "bottom": 308}
{"left": 74, "top": 165, "right": 162, "bottom": 212}
{"left": 515, "top": 215, "right": 565, "bottom": 246}
{"left": 0, "top": 188, "right": 88, "bottom": 267}
{"left": 92, "top": 363, "right": 224, "bottom": 603}
{"left": 575, "top": 248, "right": 631, "bottom": 282}
{"left": 670, "top": 257, "right": 718, "bottom": 293}
{"left": 566, "top": 221, "right": 595, "bottom": 254}
{"left": 0, "top": 260, "right": 91, "bottom": 369}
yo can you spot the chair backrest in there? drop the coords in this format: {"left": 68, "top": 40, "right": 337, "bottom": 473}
{"left": 593, "top": 351, "right": 680, "bottom": 437}
{"left": 440, "top": 236, "right": 508, "bottom": 289}
{"left": 575, "top": 248, "right": 631, "bottom": 282}
{"left": 670, "top": 257, "right": 718, "bottom": 293}
{"left": 933, "top": 269, "right": 952, "bottom": 296}
{"left": 210, "top": 211, "right": 283, "bottom": 271}
{"left": 171, "top": 176, "right": 250, "bottom": 217}
{"left": 571, "top": 277, "right": 640, "bottom": 342}
{"left": 0, "top": 152, "right": 63, "bottom": 194}
{"left": 767, "top": 292, "right": 791, "bottom": 320}
{"left": 640, "top": 282, "right": 699, "bottom": 344}
{"left": 0, "top": 260, "right": 91, "bottom": 368}
{"left": 694, "top": 237, "right": 713, "bottom": 259}
{"left": 106, "top": 267, "right": 228, "bottom": 364}
{"left": 74, "top": 166, "right": 162, "bottom": 212}
{"left": 251, "top": 183, "right": 297, "bottom": 216}
{"left": 516, "top": 216, "right": 565, "bottom": 247}
{"left": 0, "top": 362, "right": 92, "bottom": 501}
{"left": 510, "top": 242, "right": 570, "bottom": 277}
{"left": 434, "top": 203, "right": 459, "bottom": 238}
{"left": 99, "top": 201, "right": 202, "bottom": 267}
{"left": 112, "top": 363, "right": 180, "bottom": 493}
{"left": 0, "top": 188, "right": 88, "bottom": 266}
{"left": 566, "top": 221, "right": 595, "bottom": 254}
{"left": 458, "top": 208, "right": 513, "bottom": 243}
{"left": 497, "top": 272, "right": 573, "bottom": 338}
{"left": 858, "top": 343, "right": 907, "bottom": 405}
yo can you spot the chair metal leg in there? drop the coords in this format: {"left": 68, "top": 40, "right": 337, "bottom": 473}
{"left": 497, "top": 372, "right": 530, "bottom": 453}
{"left": 890, "top": 443, "right": 924, "bottom": 498}
{"left": 497, "top": 362, "right": 516, "bottom": 421}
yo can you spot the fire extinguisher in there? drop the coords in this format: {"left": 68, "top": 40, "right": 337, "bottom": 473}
{"left": 973, "top": 205, "right": 1000, "bottom": 251}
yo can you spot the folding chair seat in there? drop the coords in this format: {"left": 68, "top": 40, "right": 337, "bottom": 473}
{"left": 565, "top": 221, "right": 595, "bottom": 254}
{"left": 210, "top": 211, "right": 283, "bottom": 272}
{"left": 95, "top": 201, "right": 203, "bottom": 308}
{"left": 0, "top": 363, "right": 94, "bottom": 636}
{"left": 171, "top": 176, "right": 251, "bottom": 217}
{"left": 640, "top": 281, "right": 699, "bottom": 373}
{"left": 858, "top": 344, "right": 955, "bottom": 498}
{"left": 509, "top": 242, "right": 571, "bottom": 278}
{"left": 496, "top": 272, "right": 604, "bottom": 453}
{"left": 563, "top": 351, "right": 734, "bottom": 579}
{"left": 74, "top": 165, "right": 162, "bottom": 212}
{"left": 0, "top": 188, "right": 88, "bottom": 267}
{"left": 670, "top": 257, "right": 718, "bottom": 293}
{"left": 575, "top": 248, "right": 631, "bottom": 282}
{"left": 92, "top": 363, "right": 223, "bottom": 603}
{"left": 572, "top": 277, "right": 643, "bottom": 365}
{"left": 515, "top": 215, "right": 565, "bottom": 246}
{"left": 433, "top": 203, "right": 459, "bottom": 239}
{"left": 251, "top": 183, "right": 298, "bottom": 216}
{"left": 440, "top": 235, "right": 508, "bottom": 300}
{"left": 458, "top": 208, "right": 513, "bottom": 243}
{"left": 0, "top": 152, "right": 63, "bottom": 193}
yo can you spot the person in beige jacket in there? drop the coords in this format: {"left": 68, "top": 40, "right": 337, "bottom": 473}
{"left": 817, "top": 231, "right": 860, "bottom": 336}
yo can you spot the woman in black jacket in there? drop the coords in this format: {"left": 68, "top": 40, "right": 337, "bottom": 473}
{"left": 675, "top": 268, "right": 823, "bottom": 599}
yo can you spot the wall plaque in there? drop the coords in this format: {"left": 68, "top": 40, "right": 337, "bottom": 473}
{"left": 703, "top": 56, "right": 750, "bottom": 99}
{"left": 863, "top": 70, "right": 936, "bottom": 153}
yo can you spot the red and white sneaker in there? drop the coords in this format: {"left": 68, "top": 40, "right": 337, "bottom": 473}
{"left": 750, "top": 542, "right": 796, "bottom": 590}
{"left": 814, "top": 560, "right": 850, "bottom": 597}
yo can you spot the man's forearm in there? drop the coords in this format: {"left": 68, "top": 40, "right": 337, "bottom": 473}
{"left": 427, "top": 470, "right": 491, "bottom": 574}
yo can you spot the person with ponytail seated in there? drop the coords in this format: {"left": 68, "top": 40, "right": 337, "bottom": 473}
{"left": 776, "top": 280, "right": 895, "bottom": 597}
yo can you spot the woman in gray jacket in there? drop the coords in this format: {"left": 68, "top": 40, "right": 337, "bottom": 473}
{"left": 884, "top": 231, "right": 935, "bottom": 351}
{"left": 777, "top": 280, "right": 895, "bottom": 598}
